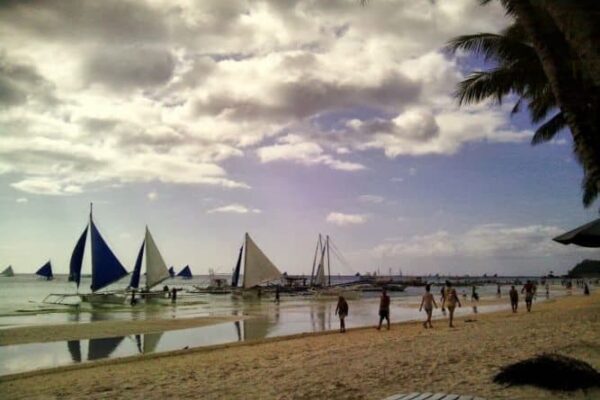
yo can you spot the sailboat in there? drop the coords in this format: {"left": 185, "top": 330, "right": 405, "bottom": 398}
{"left": 1, "top": 265, "right": 14, "bottom": 277}
{"left": 231, "top": 233, "right": 282, "bottom": 298}
{"left": 128, "top": 227, "right": 171, "bottom": 301}
{"left": 35, "top": 260, "right": 54, "bottom": 280}
{"left": 70, "top": 204, "right": 129, "bottom": 304}
{"left": 177, "top": 265, "right": 192, "bottom": 279}
{"left": 310, "top": 234, "right": 361, "bottom": 300}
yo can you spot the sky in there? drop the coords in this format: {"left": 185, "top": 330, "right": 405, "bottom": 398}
{"left": 0, "top": 0, "right": 598, "bottom": 277}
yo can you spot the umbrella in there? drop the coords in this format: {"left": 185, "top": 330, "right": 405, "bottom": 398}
{"left": 553, "top": 218, "right": 600, "bottom": 248}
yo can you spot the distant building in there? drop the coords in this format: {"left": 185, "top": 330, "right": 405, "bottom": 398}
{"left": 568, "top": 259, "right": 600, "bottom": 278}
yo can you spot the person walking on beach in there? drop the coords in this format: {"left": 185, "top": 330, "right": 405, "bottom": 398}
{"left": 335, "top": 295, "right": 349, "bottom": 333}
{"left": 419, "top": 284, "right": 438, "bottom": 328}
{"left": 497, "top": 283, "right": 501, "bottom": 298}
{"left": 377, "top": 288, "right": 391, "bottom": 330}
{"left": 275, "top": 285, "right": 280, "bottom": 304}
{"left": 441, "top": 281, "right": 461, "bottom": 328}
{"left": 440, "top": 286, "right": 446, "bottom": 315}
{"left": 509, "top": 285, "right": 519, "bottom": 312}
{"left": 584, "top": 282, "right": 590, "bottom": 296}
{"left": 471, "top": 285, "right": 479, "bottom": 314}
{"left": 521, "top": 280, "right": 535, "bottom": 312}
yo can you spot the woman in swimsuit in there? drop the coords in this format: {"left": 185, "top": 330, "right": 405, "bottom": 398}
{"left": 441, "top": 281, "right": 461, "bottom": 327}
{"left": 419, "top": 284, "right": 438, "bottom": 328}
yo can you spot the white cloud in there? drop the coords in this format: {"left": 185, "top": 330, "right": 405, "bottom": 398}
{"left": 373, "top": 224, "right": 595, "bottom": 259}
{"left": 358, "top": 195, "right": 384, "bottom": 204}
{"left": 0, "top": 0, "right": 513, "bottom": 195}
{"left": 256, "top": 135, "right": 366, "bottom": 171}
{"left": 16, "top": 197, "right": 28, "bottom": 203}
{"left": 326, "top": 212, "right": 367, "bottom": 226}
{"left": 147, "top": 191, "right": 158, "bottom": 201}
{"left": 391, "top": 177, "right": 404, "bottom": 183}
{"left": 207, "top": 204, "right": 261, "bottom": 214}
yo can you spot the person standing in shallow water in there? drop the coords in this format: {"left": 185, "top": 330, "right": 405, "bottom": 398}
{"left": 419, "top": 284, "right": 438, "bottom": 328}
{"left": 441, "top": 281, "right": 461, "bottom": 328}
{"left": 440, "top": 286, "right": 446, "bottom": 315}
{"left": 522, "top": 280, "right": 535, "bottom": 312}
{"left": 335, "top": 295, "right": 349, "bottom": 333}
{"left": 509, "top": 285, "right": 519, "bottom": 313}
{"left": 377, "top": 288, "right": 391, "bottom": 330}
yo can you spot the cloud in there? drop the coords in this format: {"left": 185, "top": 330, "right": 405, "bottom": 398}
{"left": 326, "top": 212, "right": 367, "bottom": 226}
{"left": 147, "top": 191, "right": 158, "bottom": 201}
{"left": 391, "top": 177, "right": 404, "bottom": 183}
{"left": 373, "top": 224, "right": 595, "bottom": 259}
{"left": 207, "top": 204, "right": 261, "bottom": 214}
{"left": 256, "top": 134, "right": 366, "bottom": 171}
{"left": 16, "top": 197, "right": 28, "bottom": 203}
{"left": 358, "top": 195, "right": 384, "bottom": 204}
{"left": 0, "top": 0, "right": 515, "bottom": 195}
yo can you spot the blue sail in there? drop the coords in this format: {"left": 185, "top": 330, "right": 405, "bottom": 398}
{"left": 177, "top": 265, "right": 192, "bottom": 279}
{"left": 36, "top": 261, "right": 53, "bottom": 280}
{"left": 129, "top": 240, "right": 145, "bottom": 289}
{"left": 69, "top": 225, "right": 88, "bottom": 288}
{"left": 168, "top": 266, "right": 175, "bottom": 277}
{"left": 90, "top": 220, "right": 128, "bottom": 292}
{"left": 231, "top": 245, "right": 243, "bottom": 287}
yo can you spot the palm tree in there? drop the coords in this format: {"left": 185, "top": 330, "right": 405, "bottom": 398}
{"left": 482, "top": 0, "right": 600, "bottom": 207}
{"left": 451, "top": 1, "right": 600, "bottom": 207}
{"left": 446, "top": 22, "right": 565, "bottom": 146}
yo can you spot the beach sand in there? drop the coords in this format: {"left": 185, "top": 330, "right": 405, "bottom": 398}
{"left": 1, "top": 292, "right": 598, "bottom": 400}
{"left": 0, "top": 315, "right": 244, "bottom": 346}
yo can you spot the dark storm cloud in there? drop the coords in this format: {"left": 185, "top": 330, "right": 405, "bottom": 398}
{"left": 0, "top": 54, "right": 58, "bottom": 108}
{"left": 0, "top": 0, "right": 167, "bottom": 43}
{"left": 194, "top": 72, "right": 421, "bottom": 121}
{"left": 84, "top": 46, "right": 176, "bottom": 89}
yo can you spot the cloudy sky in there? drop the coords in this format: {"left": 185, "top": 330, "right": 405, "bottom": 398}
{"left": 0, "top": 0, "right": 597, "bottom": 276}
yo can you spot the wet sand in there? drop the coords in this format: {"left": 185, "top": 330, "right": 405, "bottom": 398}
{"left": 1, "top": 292, "right": 598, "bottom": 400}
{"left": 0, "top": 316, "right": 244, "bottom": 346}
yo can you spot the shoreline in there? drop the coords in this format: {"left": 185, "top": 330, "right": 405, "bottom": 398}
{"left": 1, "top": 292, "right": 597, "bottom": 399}
{"left": 0, "top": 315, "right": 245, "bottom": 346}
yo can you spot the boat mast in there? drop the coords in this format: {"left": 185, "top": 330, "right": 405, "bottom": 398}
{"left": 326, "top": 235, "right": 331, "bottom": 287}
{"left": 310, "top": 234, "right": 321, "bottom": 286}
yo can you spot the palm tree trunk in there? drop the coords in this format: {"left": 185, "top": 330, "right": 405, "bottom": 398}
{"left": 509, "top": 0, "right": 600, "bottom": 206}
{"left": 537, "top": 0, "right": 600, "bottom": 87}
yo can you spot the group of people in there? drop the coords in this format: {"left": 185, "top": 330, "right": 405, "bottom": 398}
{"left": 333, "top": 279, "right": 585, "bottom": 333}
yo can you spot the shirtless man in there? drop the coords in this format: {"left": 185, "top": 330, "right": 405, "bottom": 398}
{"left": 441, "top": 281, "right": 461, "bottom": 328}
{"left": 377, "top": 289, "right": 391, "bottom": 330}
{"left": 419, "top": 284, "right": 438, "bottom": 328}
{"left": 522, "top": 280, "right": 535, "bottom": 312}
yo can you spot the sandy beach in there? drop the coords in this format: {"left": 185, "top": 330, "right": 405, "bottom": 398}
{"left": 1, "top": 291, "right": 598, "bottom": 400}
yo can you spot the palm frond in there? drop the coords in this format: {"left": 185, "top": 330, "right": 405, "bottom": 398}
{"left": 445, "top": 33, "right": 535, "bottom": 63}
{"left": 531, "top": 112, "right": 566, "bottom": 145}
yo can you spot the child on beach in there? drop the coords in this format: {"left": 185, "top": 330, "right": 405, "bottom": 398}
{"left": 377, "top": 289, "right": 391, "bottom": 330}
{"left": 509, "top": 285, "right": 519, "bottom": 312}
{"left": 419, "top": 284, "right": 438, "bottom": 328}
{"left": 335, "top": 295, "right": 349, "bottom": 333}
{"left": 441, "top": 281, "right": 461, "bottom": 328}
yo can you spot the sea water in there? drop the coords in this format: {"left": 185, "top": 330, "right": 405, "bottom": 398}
{"left": 0, "top": 274, "right": 566, "bottom": 376}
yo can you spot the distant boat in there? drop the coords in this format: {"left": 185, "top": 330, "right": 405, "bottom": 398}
{"left": 35, "top": 260, "right": 54, "bottom": 280}
{"left": 177, "top": 265, "right": 192, "bottom": 279}
{"left": 168, "top": 266, "right": 175, "bottom": 278}
{"left": 1, "top": 265, "right": 14, "bottom": 277}
{"left": 310, "top": 234, "right": 361, "bottom": 299}
{"left": 231, "top": 233, "right": 282, "bottom": 297}
{"left": 129, "top": 227, "right": 171, "bottom": 301}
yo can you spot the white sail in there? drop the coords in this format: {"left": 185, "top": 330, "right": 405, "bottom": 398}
{"left": 315, "top": 247, "right": 327, "bottom": 286}
{"left": 243, "top": 233, "right": 281, "bottom": 289}
{"left": 144, "top": 227, "right": 170, "bottom": 289}
{"left": 1, "top": 266, "right": 14, "bottom": 277}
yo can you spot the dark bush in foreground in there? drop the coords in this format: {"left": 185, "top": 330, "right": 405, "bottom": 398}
{"left": 494, "top": 353, "right": 600, "bottom": 391}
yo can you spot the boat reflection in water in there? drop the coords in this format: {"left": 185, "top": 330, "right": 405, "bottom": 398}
{"left": 134, "top": 332, "right": 163, "bottom": 354}
{"left": 67, "top": 340, "right": 82, "bottom": 363}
